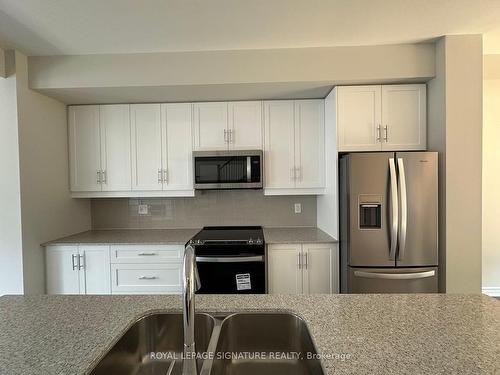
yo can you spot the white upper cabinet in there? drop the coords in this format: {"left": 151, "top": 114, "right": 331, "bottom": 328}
{"left": 264, "top": 101, "right": 296, "bottom": 190}
{"left": 99, "top": 105, "right": 131, "bottom": 191}
{"left": 69, "top": 106, "right": 101, "bottom": 192}
{"left": 337, "top": 86, "right": 382, "bottom": 152}
{"left": 228, "top": 101, "right": 263, "bottom": 150}
{"left": 193, "top": 102, "right": 228, "bottom": 151}
{"left": 130, "top": 104, "right": 163, "bottom": 191}
{"left": 162, "top": 103, "right": 193, "bottom": 191}
{"left": 294, "top": 100, "right": 325, "bottom": 189}
{"left": 264, "top": 100, "right": 326, "bottom": 195}
{"left": 336, "top": 84, "right": 427, "bottom": 152}
{"left": 381, "top": 84, "right": 426, "bottom": 151}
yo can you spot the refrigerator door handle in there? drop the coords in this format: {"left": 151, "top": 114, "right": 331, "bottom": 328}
{"left": 397, "top": 158, "right": 408, "bottom": 261}
{"left": 389, "top": 158, "right": 398, "bottom": 261}
{"left": 354, "top": 270, "right": 435, "bottom": 280}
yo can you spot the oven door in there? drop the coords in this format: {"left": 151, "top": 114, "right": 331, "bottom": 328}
{"left": 196, "top": 255, "right": 266, "bottom": 294}
{"left": 193, "top": 151, "right": 263, "bottom": 189}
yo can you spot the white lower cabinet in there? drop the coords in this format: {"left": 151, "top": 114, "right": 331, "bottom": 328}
{"left": 46, "top": 245, "right": 111, "bottom": 295}
{"left": 46, "top": 244, "right": 185, "bottom": 295}
{"left": 268, "top": 243, "right": 338, "bottom": 294}
{"left": 111, "top": 263, "right": 182, "bottom": 294}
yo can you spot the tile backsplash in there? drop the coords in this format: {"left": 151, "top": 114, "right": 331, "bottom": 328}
{"left": 91, "top": 190, "right": 317, "bottom": 229}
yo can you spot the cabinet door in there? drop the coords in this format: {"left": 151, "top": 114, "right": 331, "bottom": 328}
{"left": 268, "top": 244, "right": 302, "bottom": 294}
{"left": 381, "top": 84, "right": 427, "bottom": 151}
{"left": 337, "top": 86, "right": 382, "bottom": 152}
{"left": 193, "top": 102, "right": 228, "bottom": 151}
{"left": 68, "top": 106, "right": 101, "bottom": 191}
{"left": 294, "top": 100, "right": 325, "bottom": 189}
{"left": 302, "top": 244, "right": 332, "bottom": 294}
{"left": 264, "top": 101, "right": 296, "bottom": 189}
{"left": 99, "top": 105, "right": 132, "bottom": 191}
{"left": 79, "top": 246, "right": 111, "bottom": 295}
{"left": 46, "top": 246, "right": 80, "bottom": 294}
{"left": 162, "top": 103, "right": 193, "bottom": 190}
{"left": 130, "top": 104, "right": 163, "bottom": 190}
{"left": 228, "top": 101, "right": 263, "bottom": 150}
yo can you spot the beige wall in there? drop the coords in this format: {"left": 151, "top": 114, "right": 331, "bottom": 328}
{"left": 0, "top": 51, "right": 24, "bottom": 295}
{"left": 27, "top": 43, "right": 435, "bottom": 104}
{"left": 428, "top": 35, "right": 483, "bottom": 294}
{"left": 14, "top": 51, "right": 91, "bottom": 294}
{"left": 482, "top": 77, "right": 500, "bottom": 295}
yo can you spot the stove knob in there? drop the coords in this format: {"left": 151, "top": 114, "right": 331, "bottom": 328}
{"left": 196, "top": 239, "right": 203, "bottom": 245}
{"left": 256, "top": 238, "right": 263, "bottom": 245}
{"left": 248, "top": 238, "right": 254, "bottom": 245}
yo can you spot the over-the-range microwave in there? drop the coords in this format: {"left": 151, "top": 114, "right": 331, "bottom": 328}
{"left": 193, "top": 150, "right": 263, "bottom": 190}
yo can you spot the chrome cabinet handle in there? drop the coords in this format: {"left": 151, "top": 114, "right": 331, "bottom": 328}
{"left": 96, "top": 170, "right": 101, "bottom": 184}
{"left": 295, "top": 167, "right": 302, "bottom": 182}
{"left": 138, "top": 276, "right": 158, "bottom": 280}
{"left": 78, "top": 254, "right": 84, "bottom": 270}
{"left": 397, "top": 158, "right": 408, "bottom": 261}
{"left": 138, "top": 252, "right": 157, "bottom": 256}
{"left": 196, "top": 256, "right": 264, "bottom": 263}
{"left": 388, "top": 158, "right": 399, "bottom": 261}
{"left": 376, "top": 125, "right": 381, "bottom": 142}
{"left": 101, "top": 170, "right": 107, "bottom": 184}
{"left": 71, "top": 254, "right": 78, "bottom": 271}
{"left": 303, "top": 252, "right": 308, "bottom": 270}
{"left": 224, "top": 129, "right": 228, "bottom": 143}
{"left": 297, "top": 252, "right": 302, "bottom": 269}
{"left": 229, "top": 129, "right": 233, "bottom": 143}
{"left": 354, "top": 270, "right": 435, "bottom": 280}
{"left": 157, "top": 169, "right": 162, "bottom": 184}
{"left": 162, "top": 169, "right": 168, "bottom": 184}
{"left": 384, "top": 125, "right": 388, "bottom": 142}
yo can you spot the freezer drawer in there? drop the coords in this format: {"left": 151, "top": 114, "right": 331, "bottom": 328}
{"left": 347, "top": 267, "right": 438, "bottom": 293}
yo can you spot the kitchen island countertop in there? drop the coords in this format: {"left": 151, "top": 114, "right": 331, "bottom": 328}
{"left": 0, "top": 294, "right": 498, "bottom": 375}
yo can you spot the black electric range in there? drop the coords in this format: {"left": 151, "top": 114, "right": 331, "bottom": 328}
{"left": 188, "top": 226, "right": 266, "bottom": 294}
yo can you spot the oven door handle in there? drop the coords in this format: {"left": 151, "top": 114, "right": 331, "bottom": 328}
{"left": 196, "top": 256, "right": 264, "bottom": 263}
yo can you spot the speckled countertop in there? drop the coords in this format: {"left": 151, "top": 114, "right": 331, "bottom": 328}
{"left": 0, "top": 294, "right": 498, "bottom": 374}
{"left": 42, "top": 228, "right": 201, "bottom": 246}
{"left": 263, "top": 227, "right": 337, "bottom": 243}
{"left": 42, "top": 227, "right": 336, "bottom": 246}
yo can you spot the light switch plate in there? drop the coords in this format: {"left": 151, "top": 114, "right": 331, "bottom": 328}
{"left": 138, "top": 204, "right": 149, "bottom": 215}
{"left": 294, "top": 203, "right": 302, "bottom": 214}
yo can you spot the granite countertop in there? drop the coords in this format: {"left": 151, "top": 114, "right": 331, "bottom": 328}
{"left": 264, "top": 227, "right": 337, "bottom": 243}
{"left": 0, "top": 294, "right": 498, "bottom": 374}
{"left": 42, "top": 228, "right": 201, "bottom": 246}
{"left": 43, "top": 227, "right": 336, "bottom": 246}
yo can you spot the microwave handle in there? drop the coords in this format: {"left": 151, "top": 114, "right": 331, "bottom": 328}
{"left": 246, "top": 156, "right": 251, "bottom": 182}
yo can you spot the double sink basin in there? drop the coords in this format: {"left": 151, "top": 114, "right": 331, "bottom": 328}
{"left": 90, "top": 312, "right": 325, "bottom": 375}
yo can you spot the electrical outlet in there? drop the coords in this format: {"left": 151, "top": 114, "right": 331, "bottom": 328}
{"left": 294, "top": 203, "right": 302, "bottom": 214}
{"left": 138, "top": 204, "right": 149, "bottom": 215}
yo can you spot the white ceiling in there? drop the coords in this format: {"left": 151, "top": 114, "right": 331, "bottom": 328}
{"left": 1, "top": 0, "right": 500, "bottom": 56}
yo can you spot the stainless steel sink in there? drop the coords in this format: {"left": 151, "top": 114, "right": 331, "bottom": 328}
{"left": 209, "top": 313, "right": 325, "bottom": 375}
{"left": 90, "top": 313, "right": 215, "bottom": 375}
{"left": 90, "top": 312, "right": 324, "bottom": 375}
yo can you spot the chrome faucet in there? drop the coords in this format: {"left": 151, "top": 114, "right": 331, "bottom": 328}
{"left": 183, "top": 245, "right": 201, "bottom": 375}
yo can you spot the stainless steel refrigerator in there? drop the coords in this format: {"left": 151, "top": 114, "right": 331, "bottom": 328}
{"left": 340, "top": 152, "right": 438, "bottom": 293}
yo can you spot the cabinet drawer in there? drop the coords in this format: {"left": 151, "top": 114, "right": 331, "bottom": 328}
{"left": 111, "top": 263, "right": 182, "bottom": 293}
{"left": 110, "top": 244, "right": 184, "bottom": 263}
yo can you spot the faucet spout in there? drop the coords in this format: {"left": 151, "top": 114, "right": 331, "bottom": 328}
{"left": 183, "top": 245, "right": 200, "bottom": 375}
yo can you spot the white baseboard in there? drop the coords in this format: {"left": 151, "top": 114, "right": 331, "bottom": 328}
{"left": 482, "top": 287, "right": 500, "bottom": 297}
